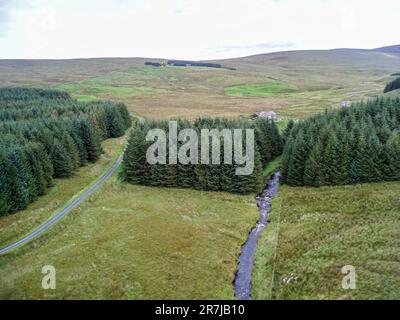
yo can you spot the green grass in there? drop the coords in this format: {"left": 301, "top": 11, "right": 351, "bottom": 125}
{"left": 73, "top": 94, "right": 101, "bottom": 102}
{"left": 225, "top": 82, "right": 298, "bottom": 97}
{"left": 0, "top": 178, "right": 257, "bottom": 299}
{"left": 262, "top": 156, "right": 282, "bottom": 178}
{"left": 60, "top": 81, "right": 166, "bottom": 99}
{"left": 0, "top": 135, "right": 127, "bottom": 248}
{"left": 127, "top": 66, "right": 184, "bottom": 75}
{"left": 275, "top": 119, "right": 290, "bottom": 133}
{"left": 252, "top": 182, "right": 400, "bottom": 300}
{"left": 1, "top": 50, "right": 400, "bottom": 119}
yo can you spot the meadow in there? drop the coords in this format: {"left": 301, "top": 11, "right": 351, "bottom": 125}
{"left": 252, "top": 182, "right": 400, "bottom": 300}
{"left": 0, "top": 172, "right": 257, "bottom": 299}
{"left": 225, "top": 82, "right": 298, "bottom": 97}
{"left": 2, "top": 48, "right": 399, "bottom": 119}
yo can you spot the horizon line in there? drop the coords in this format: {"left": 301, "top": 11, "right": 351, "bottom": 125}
{"left": 0, "top": 44, "right": 398, "bottom": 62}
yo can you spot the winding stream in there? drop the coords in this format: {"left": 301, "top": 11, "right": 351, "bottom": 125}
{"left": 234, "top": 171, "right": 281, "bottom": 300}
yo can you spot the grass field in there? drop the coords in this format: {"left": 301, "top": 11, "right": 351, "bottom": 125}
{"left": 225, "top": 82, "right": 298, "bottom": 97}
{"left": 1, "top": 49, "right": 399, "bottom": 119}
{"left": 0, "top": 135, "right": 126, "bottom": 249}
{"left": 0, "top": 176, "right": 257, "bottom": 299}
{"left": 58, "top": 72, "right": 169, "bottom": 101}
{"left": 262, "top": 156, "right": 282, "bottom": 178}
{"left": 252, "top": 182, "right": 400, "bottom": 300}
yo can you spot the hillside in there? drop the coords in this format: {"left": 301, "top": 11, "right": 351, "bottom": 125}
{"left": 1, "top": 47, "right": 400, "bottom": 119}
{"left": 373, "top": 44, "right": 400, "bottom": 54}
{"left": 1, "top": 47, "right": 400, "bottom": 300}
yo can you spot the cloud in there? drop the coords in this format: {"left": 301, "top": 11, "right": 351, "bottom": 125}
{"left": 0, "top": 1, "right": 12, "bottom": 35}
{"left": 0, "top": 0, "right": 31, "bottom": 37}
{"left": 209, "top": 41, "right": 296, "bottom": 52}
{"left": 0, "top": 0, "right": 399, "bottom": 59}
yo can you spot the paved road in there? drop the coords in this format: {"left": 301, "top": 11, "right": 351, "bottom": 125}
{"left": 0, "top": 154, "right": 124, "bottom": 255}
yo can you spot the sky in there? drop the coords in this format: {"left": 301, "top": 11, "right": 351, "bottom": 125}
{"left": 0, "top": 0, "right": 399, "bottom": 60}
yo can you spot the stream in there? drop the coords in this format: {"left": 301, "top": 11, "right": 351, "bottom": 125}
{"left": 234, "top": 171, "right": 281, "bottom": 300}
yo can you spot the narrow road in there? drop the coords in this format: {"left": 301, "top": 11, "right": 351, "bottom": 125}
{"left": 0, "top": 154, "right": 124, "bottom": 255}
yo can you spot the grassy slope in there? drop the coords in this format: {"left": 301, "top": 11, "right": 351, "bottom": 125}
{"left": 252, "top": 182, "right": 400, "bottom": 300}
{"left": 262, "top": 156, "right": 282, "bottom": 178}
{"left": 1, "top": 49, "right": 400, "bottom": 119}
{"left": 0, "top": 176, "right": 257, "bottom": 299}
{"left": 0, "top": 135, "right": 126, "bottom": 248}
{"left": 225, "top": 82, "right": 297, "bottom": 97}
{"left": 1, "top": 49, "right": 399, "bottom": 300}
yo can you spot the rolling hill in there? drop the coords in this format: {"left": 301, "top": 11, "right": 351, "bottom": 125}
{"left": 1, "top": 46, "right": 400, "bottom": 300}
{"left": 1, "top": 46, "right": 399, "bottom": 119}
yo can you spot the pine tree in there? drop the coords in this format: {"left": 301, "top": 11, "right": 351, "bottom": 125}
{"left": 3, "top": 149, "right": 30, "bottom": 211}
{"left": 286, "top": 132, "right": 308, "bottom": 186}
{"left": 62, "top": 134, "right": 81, "bottom": 169}
{"left": 281, "top": 135, "right": 294, "bottom": 183}
{"left": 32, "top": 144, "right": 54, "bottom": 188}
{"left": 304, "top": 143, "right": 323, "bottom": 186}
{"left": 282, "top": 120, "right": 294, "bottom": 145}
{"left": 25, "top": 144, "right": 47, "bottom": 196}
{"left": 74, "top": 118, "right": 101, "bottom": 162}
{"left": 9, "top": 147, "right": 38, "bottom": 204}
{"left": 122, "top": 128, "right": 150, "bottom": 184}
{"left": 0, "top": 152, "right": 12, "bottom": 215}
{"left": 385, "top": 131, "right": 400, "bottom": 181}
{"left": 0, "top": 87, "right": 131, "bottom": 216}
{"left": 51, "top": 140, "right": 74, "bottom": 178}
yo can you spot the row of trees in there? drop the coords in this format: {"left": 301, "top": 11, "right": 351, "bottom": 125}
{"left": 0, "top": 88, "right": 131, "bottom": 216}
{"left": 384, "top": 77, "right": 400, "bottom": 93}
{"left": 122, "top": 118, "right": 283, "bottom": 194}
{"left": 282, "top": 97, "right": 400, "bottom": 186}
{"left": 167, "top": 60, "right": 222, "bottom": 68}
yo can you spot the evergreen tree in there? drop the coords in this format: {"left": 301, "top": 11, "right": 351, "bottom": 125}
{"left": 51, "top": 140, "right": 74, "bottom": 178}
{"left": 74, "top": 118, "right": 101, "bottom": 162}
{"left": 0, "top": 152, "right": 12, "bottom": 215}
{"left": 286, "top": 131, "right": 308, "bottom": 186}
{"left": 385, "top": 131, "right": 400, "bottom": 181}
{"left": 304, "top": 143, "right": 323, "bottom": 186}
{"left": 25, "top": 144, "right": 47, "bottom": 196}
{"left": 122, "top": 128, "right": 150, "bottom": 184}
{"left": 0, "top": 87, "right": 131, "bottom": 216}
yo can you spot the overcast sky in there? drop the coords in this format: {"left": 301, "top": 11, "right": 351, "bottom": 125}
{"left": 0, "top": 0, "right": 399, "bottom": 60}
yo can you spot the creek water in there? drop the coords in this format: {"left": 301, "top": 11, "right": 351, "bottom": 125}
{"left": 234, "top": 171, "right": 281, "bottom": 300}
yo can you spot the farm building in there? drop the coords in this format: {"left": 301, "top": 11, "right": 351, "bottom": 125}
{"left": 341, "top": 101, "right": 352, "bottom": 108}
{"left": 253, "top": 111, "right": 278, "bottom": 120}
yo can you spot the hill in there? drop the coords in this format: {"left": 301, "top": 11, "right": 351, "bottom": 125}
{"left": 373, "top": 44, "right": 400, "bottom": 54}
{"left": 1, "top": 46, "right": 399, "bottom": 300}
{"left": 1, "top": 46, "right": 400, "bottom": 119}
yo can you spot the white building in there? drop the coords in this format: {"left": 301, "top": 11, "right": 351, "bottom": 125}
{"left": 341, "top": 101, "right": 352, "bottom": 108}
{"left": 254, "top": 111, "right": 278, "bottom": 120}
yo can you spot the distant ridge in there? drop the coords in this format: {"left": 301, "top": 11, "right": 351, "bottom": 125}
{"left": 373, "top": 45, "right": 400, "bottom": 53}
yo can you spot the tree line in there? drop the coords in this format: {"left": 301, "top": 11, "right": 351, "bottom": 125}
{"left": 384, "top": 77, "right": 400, "bottom": 93}
{"left": 281, "top": 97, "right": 400, "bottom": 186}
{"left": 167, "top": 60, "right": 222, "bottom": 68}
{"left": 0, "top": 87, "right": 131, "bottom": 216}
{"left": 122, "top": 117, "right": 283, "bottom": 194}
